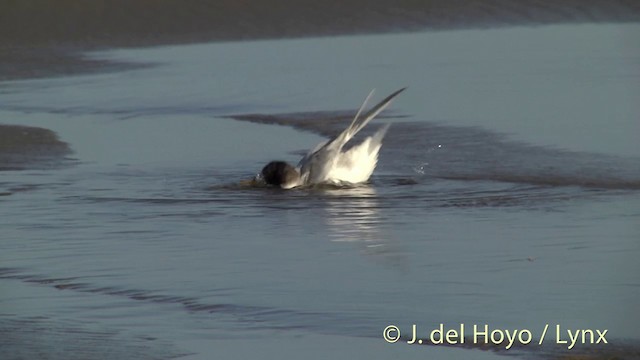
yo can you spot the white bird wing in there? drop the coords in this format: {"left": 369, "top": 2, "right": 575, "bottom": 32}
{"left": 298, "top": 88, "right": 406, "bottom": 184}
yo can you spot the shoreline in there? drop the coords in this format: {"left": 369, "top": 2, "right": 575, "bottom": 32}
{"left": 1, "top": 0, "right": 639, "bottom": 82}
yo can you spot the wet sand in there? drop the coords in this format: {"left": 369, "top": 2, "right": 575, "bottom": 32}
{"left": 1, "top": 0, "right": 640, "bottom": 81}
{"left": 0, "top": 124, "right": 72, "bottom": 171}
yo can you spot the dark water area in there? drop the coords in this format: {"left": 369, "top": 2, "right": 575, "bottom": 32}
{"left": 0, "top": 314, "right": 184, "bottom": 360}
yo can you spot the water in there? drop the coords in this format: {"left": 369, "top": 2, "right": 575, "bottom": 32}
{"left": 1, "top": 24, "right": 639, "bottom": 359}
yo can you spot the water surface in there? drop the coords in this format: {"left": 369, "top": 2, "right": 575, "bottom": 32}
{"left": 1, "top": 24, "right": 639, "bottom": 359}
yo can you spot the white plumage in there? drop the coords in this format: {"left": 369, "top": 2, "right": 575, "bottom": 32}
{"left": 260, "top": 88, "right": 405, "bottom": 189}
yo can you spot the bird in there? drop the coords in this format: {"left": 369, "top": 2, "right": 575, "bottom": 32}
{"left": 259, "top": 88, "right": 406, "bottom": 189}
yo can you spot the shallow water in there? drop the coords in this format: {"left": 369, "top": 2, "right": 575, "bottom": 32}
{"left": 1, "top": 24, "right": 639, "bottom": 359}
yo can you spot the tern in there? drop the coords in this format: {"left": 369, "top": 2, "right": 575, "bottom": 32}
{"left": 259, "top": 88, "right": 405, "bottom": 189}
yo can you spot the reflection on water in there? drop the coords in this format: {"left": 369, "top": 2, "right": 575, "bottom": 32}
{"left": 321, "top": 185, "right": 407, "bottom": 268}
{"left": 323, "top": 185, "right": 381, "bottom": 243}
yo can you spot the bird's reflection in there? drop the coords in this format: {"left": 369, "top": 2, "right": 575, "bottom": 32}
{"left": 320, "top": 184, "right": 407, "bottom": 268}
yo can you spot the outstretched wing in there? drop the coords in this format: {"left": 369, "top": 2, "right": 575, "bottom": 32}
{"left": 337, "top": 87, "right": 406, "bottom": 148}
{"left": 298, "top": 88, "right": 406, "bottom": 184}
